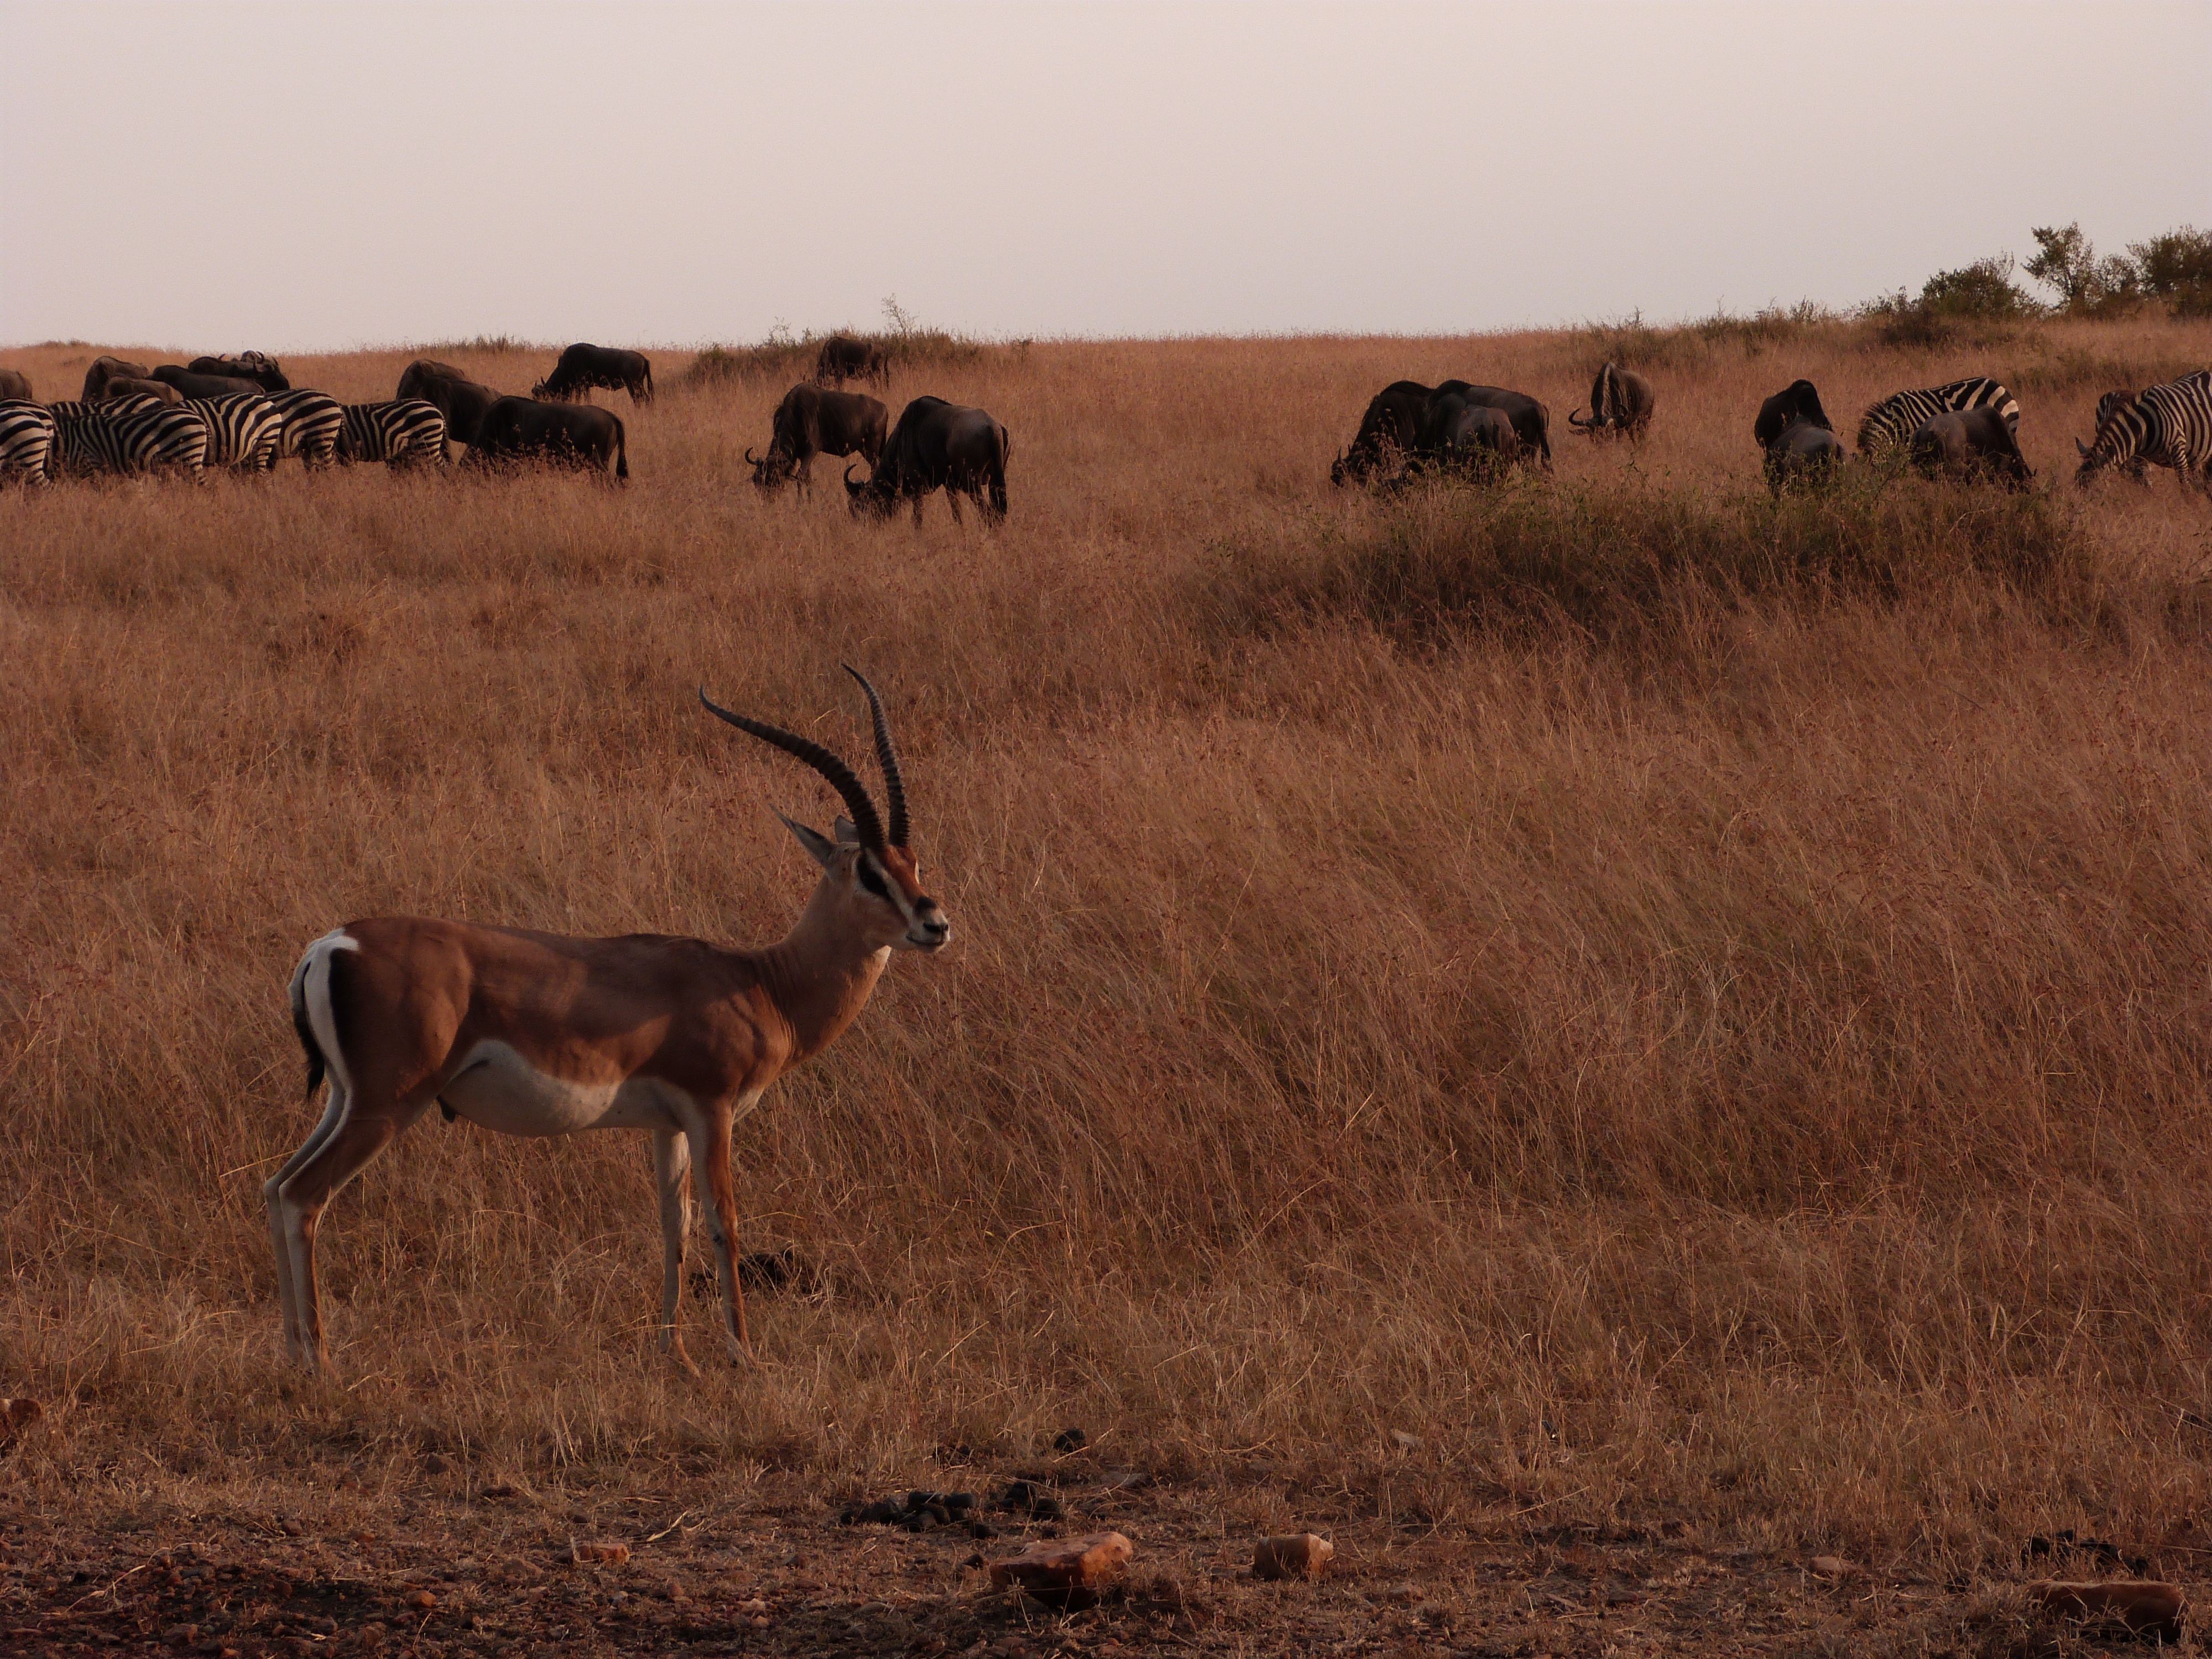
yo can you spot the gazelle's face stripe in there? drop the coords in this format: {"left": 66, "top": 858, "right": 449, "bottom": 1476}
{"left": 862, "top": 846, "right": 951, "bottom": 951}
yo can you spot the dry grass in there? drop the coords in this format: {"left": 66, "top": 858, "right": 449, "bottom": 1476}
{"left": 4, "top": 315, "right": 2212, "bottom": 1576}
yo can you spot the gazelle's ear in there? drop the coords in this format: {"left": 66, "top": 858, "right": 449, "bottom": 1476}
{"left": 776, "top": 811, "right": 842, "bottom": 870}
{"left": 832, "top": 815, "right": 860, "bottom": 846}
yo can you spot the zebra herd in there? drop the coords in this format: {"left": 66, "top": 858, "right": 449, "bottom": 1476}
{"left": 0, "top": 351, "right": 463, "bottom": 486}
{"left": 0, "top": 389, "right": 444, "bottom": 485}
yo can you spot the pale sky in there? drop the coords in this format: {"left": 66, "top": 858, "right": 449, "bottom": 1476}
{"left": 2, "top": 2, "right": 2205, "bottom": 350}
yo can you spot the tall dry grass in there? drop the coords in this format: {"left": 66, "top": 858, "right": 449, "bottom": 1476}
{"left": 3, "top": 316, "right": 2211, "bottom": 1562}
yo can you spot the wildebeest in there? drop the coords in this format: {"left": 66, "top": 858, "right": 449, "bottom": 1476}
{"left": 1568, "top": 363, "right": 1656, "bottom": 440}
{"left": 189, "top": 352, "right": 289, "bottom": 393}
{"left": 845, "top": 396, "right": 1008, "bottom": 524}
{"left": 0, "top": 368, "right": 31, "bottom": 403}
{"left": 1754, "top": 379, "right": 1831, "bottom": 451}
{"left": 1335, "top": 379, "right": 1552, "bottom": 483}
{"left": 152, "top": 365, "right": 269, "bottom": 400}
{"left": 397, "top": 359, "right": 504, "bottom": 451}
{"left": 93, "top": 375, "right": 183, "bottom": 406}
{"left": 1432, "top": 403, "right": 1522, "bottom": 476}
{"left": 1756, "top": 378, "right": 1843, "bottom": 488}
{"left": 466, "top": 396, "right": 628, "bottom": 479}
{"left": 533, "top": 343, "right": 653, "bottom": 404}
{"left": 81, "top": 356, "right": 152, "bottom": 402}
{"left": 1332, "top": 380, "right": 1438, "bottom": 484}
{"left": 749, "top": 384, "right": 888, "bottom": 495}
{"left": 815, "top": 335, "right": 889, "bottom": 388}
{"left": 1910, "top": 408, "right": 2032, "bottom": 488}
{"left": 1426, "top": 383, "right": 1552, "bottom": 467}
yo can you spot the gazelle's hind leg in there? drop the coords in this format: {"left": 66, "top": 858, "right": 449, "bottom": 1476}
{"left": 652, "top": 1130, "right": 696, "bottom": 1370}
{"left": 276, "top": 1096, "right": 431, "bottom": 1371}
{"left": 265, "top": 1082, "right": 349, "bottom": 1365}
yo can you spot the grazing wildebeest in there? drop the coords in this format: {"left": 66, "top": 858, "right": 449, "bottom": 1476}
{"left": 1858, "top": 377, "right": 2019, "bottom": 458}
{"left": 533, "top": 343, "right": 653, "bottom": 404}
{"left": 815, "top": 335, "right": 889, "bottom": 388}
{"left": 749, "top": 384, "right": 888, "bottom": 495}
{"left": 0, "top": 368, "right": 31, "bottom": 403}
{"left": 397, "top": 359, "right": 504, "bottom": 451}
{"left": 189, "top": 352, "right": 289, "bottom": 393}
{"left": 1765, "top": 422, "right": 1844, "bottom": 489}
{"left": 1332, "top": 380, "right": 1436, "bottom": 484}
{"left": 466, "top": 396, "right": 628, "bottom": 479}
{"left": 1427, "top": 383, "right": 1552, "bottom": 467}
{"left": 92, "top": 375, "right": 183, "bottom": 406}
{"left": 153, "top": 365, "right": 269, "bottom": 400}
{"left": 845, "top": 396, "right": 1008, "bottom": 524}
{"left": 1432, "top": 403, "right": 1522, "bottom": 476}
{"left": 1910, "top": 408, "right": 2032, "bottom": 488}
{"left": 82, "top": 356, "right": 152, "bottom": 402}
{"left": 1754, "top": 379, "right": 1832, "bottom": 452}
{"left": 1567, "top": 363, "right": 1656, "bottom": 440}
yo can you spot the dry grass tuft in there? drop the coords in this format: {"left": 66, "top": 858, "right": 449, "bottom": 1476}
{"left": 2, "top": 314, "right": 2211, "bottom": 1568}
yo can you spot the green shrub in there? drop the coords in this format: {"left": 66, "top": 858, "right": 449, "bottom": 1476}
{"left": 2128, "top": 226, "right": 2212, "bottom": 319}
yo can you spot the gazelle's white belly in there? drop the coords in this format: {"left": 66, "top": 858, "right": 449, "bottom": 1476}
{"left": 441, "top": 1040, "right": 685, "bottom": 1136}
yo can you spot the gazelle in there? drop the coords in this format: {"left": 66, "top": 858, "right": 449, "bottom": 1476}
{"left": 267, "top": 667, "right": 950, "bottom": 1374}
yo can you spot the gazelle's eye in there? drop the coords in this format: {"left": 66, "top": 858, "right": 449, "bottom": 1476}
{"left": 855, "top": 858, "right": 890, "bottom": 900}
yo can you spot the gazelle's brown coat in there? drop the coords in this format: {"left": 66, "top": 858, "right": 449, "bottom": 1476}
{"left": 269, "top": 671, "right": 947, "bottom": 1373}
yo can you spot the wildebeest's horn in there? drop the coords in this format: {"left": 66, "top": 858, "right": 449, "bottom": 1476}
{"left": 698, "top": 686, "right": 886, "bottom": 854}
{"left": 744, "top": 446, "right": 760, "bottom": 465}
{"left": 844, "top": 463, "right": 861, "bottom": 495}
{"left": 841, "top": 665, "right": 908, "bottom": 849}
{"left": 1567, "top": 408, "right": 1589, "bottom": 426}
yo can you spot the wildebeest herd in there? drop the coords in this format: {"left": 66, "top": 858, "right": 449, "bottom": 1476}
{"left": 1335, "top": 362, "right": 2209, "bottom": 497}
{"left": 3, "top": 335, "right": 2209, "bottom": 515}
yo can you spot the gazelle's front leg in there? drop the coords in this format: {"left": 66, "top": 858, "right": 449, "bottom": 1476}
{"left": 651, "top": 1130, "right": 695, "bottom": 1370}
{"left": 685, "top": 1107, "right": 750, "bottom": 1363}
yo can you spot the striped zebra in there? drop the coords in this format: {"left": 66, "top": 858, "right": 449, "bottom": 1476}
{"left": 336, "top": 399, "right": 446, "bottom": 468}
{"left": 1856, "top": 376, "right": 2021, "bottom": 457}
{"left": 184, "top": 394, "right": 285, "bottom": 471}
{"left": 49, "top": 401, "right": 210, "bottom": 478}
{"left": 2077, "top": 369, "right": 2212, "bottom": 491}
{"left": 0, "top": 400, "right": 58, "bottom": 485}
{"left": 267, "top": 389, "right": 343, "bottom": 467}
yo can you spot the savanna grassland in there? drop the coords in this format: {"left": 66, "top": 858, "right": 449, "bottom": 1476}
{"left": 3, "top": 312, "right": 2212, "bottom": 1656}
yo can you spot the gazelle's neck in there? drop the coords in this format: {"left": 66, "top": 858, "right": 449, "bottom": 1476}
{"left": 755, "top": 883, "right": 893, "bottom": 1063}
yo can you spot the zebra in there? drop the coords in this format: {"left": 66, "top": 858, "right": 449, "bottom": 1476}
{"left": 336, "top": 399, "right": 446, "bottom": 467}
{"left": 267, "top": 389, "right": 344, "bottom": 467}
{"left": 2077, "top": 369, "right": 2212, "bottom": 492}
{"left": 0, "top": 400, "right": 58, "bottom": 485}
{"left": 184, "top": 394, "right": 285, "bottom": 471}
{"left": 1856, "top": 376, "right": 2021, "bottom": 457}
{"left": 49, "top": 401, "right": 209, "bottom": 478}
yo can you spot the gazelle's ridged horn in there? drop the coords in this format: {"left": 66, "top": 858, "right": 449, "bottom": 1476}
{"left": 842, "top": 664, "right": 908, "bottom": 848}
{"left": 699, "top": 686, "right": 885, "bottom": 852}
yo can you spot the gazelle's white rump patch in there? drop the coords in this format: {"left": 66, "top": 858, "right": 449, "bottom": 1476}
{"left": 294, "top": 928, "right": 362, "bottom": 1100}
